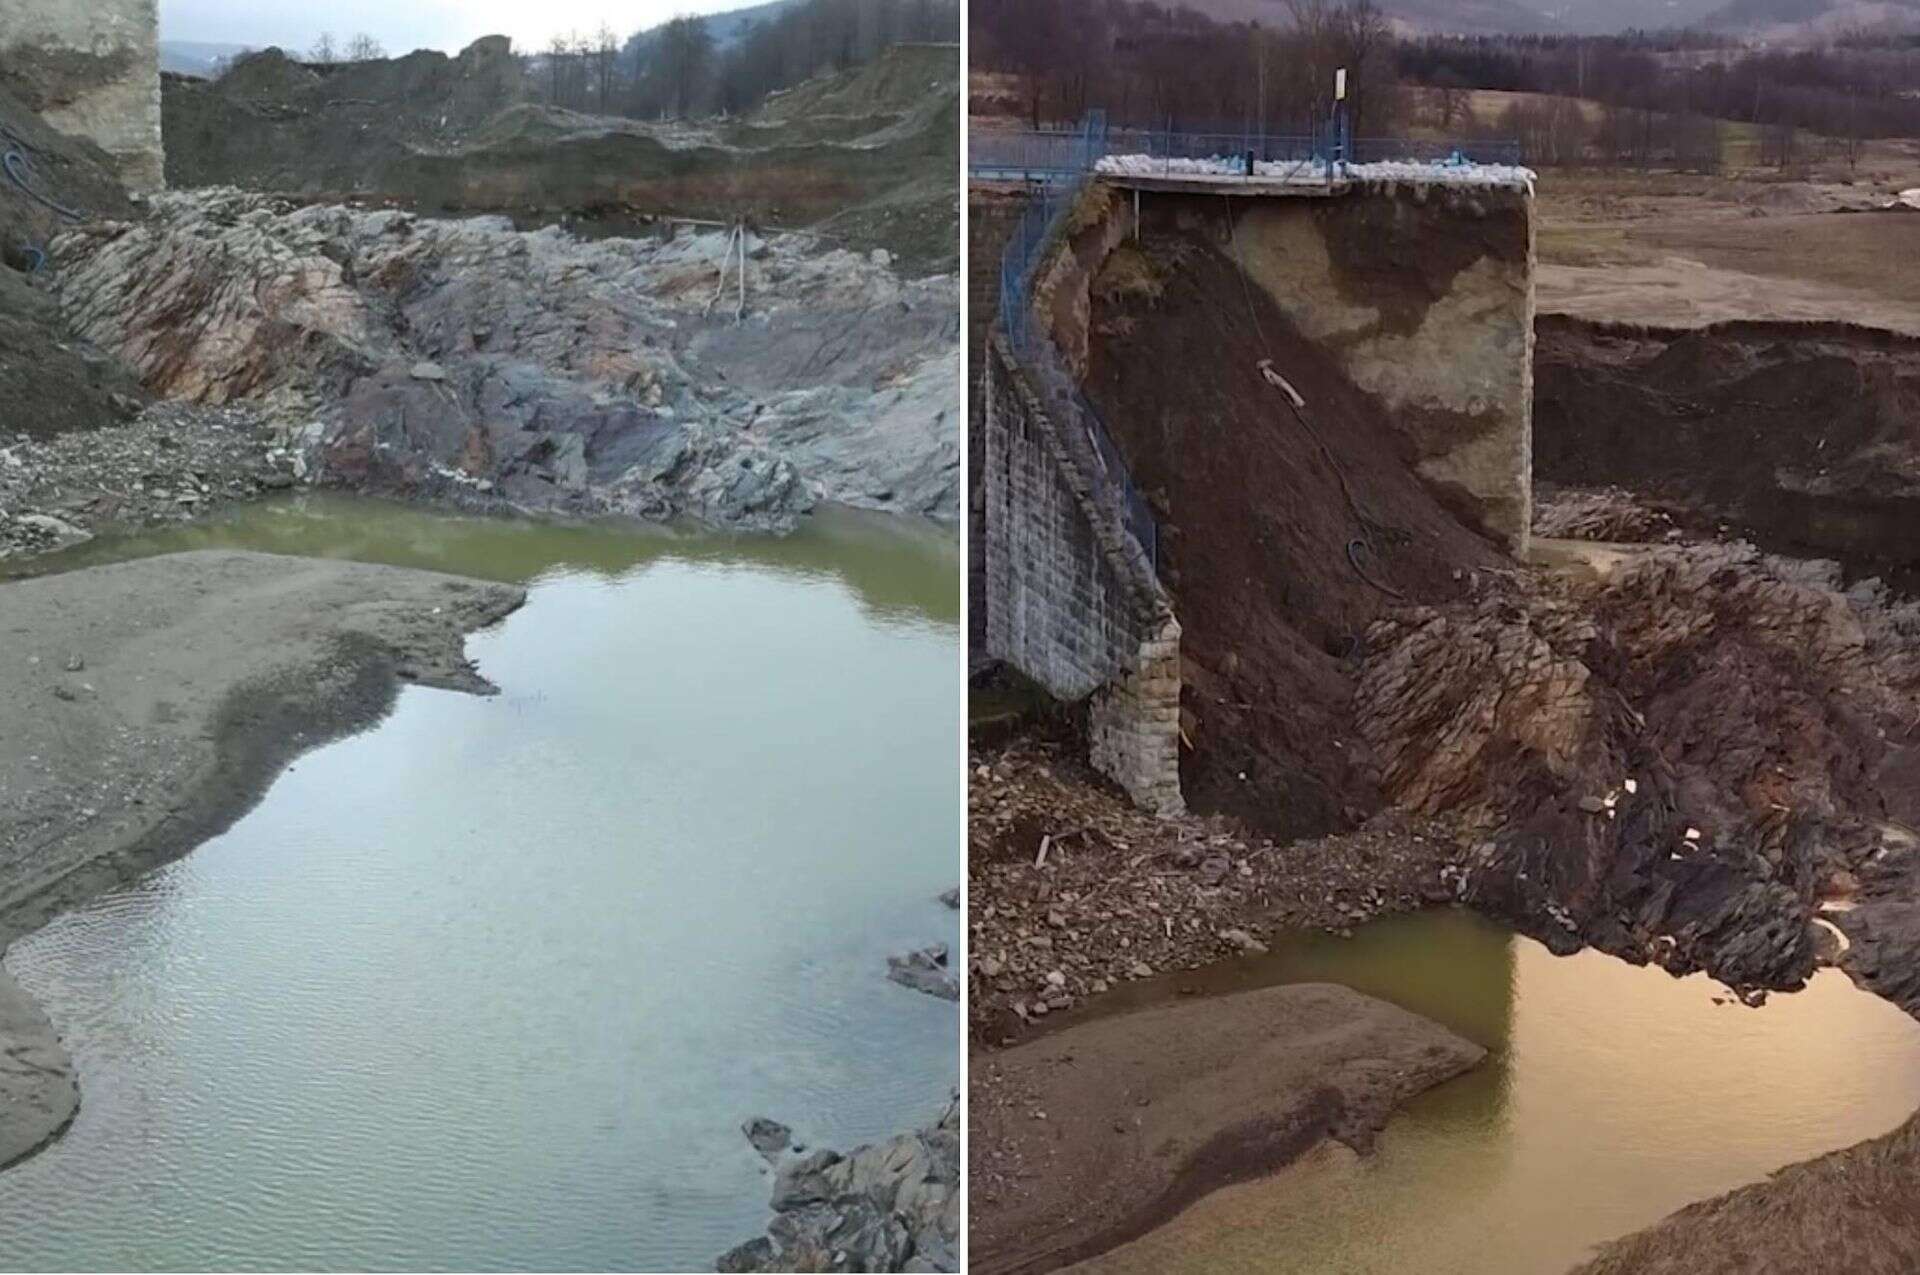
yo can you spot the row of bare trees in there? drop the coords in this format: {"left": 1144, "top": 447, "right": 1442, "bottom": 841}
{"left": 528, "top": 0, "right": 959, "bottom": 121}
{"left": 974, "top": 0, "right": 1403, "bottom": 137}
{"left": 308, "top": 33, "right": 388, "bottom": 64}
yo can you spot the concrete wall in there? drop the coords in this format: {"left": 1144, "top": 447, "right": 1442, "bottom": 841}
{"left": 1215, "top": 178, "right": 1536, "bottom": 552}
{"left": 981, "top": 333, "right": 1184, "bottom": 814}
{"left": 1, "top": 0, "right": 163, "bottom": 190}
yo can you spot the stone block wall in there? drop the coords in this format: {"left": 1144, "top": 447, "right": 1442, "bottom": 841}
{"left": 981, "top": 333, "right": 1183, "bottom": 813}
{"left": 968, "top": 188, "right": 1023, "bottom": 662}
{"left": 0, "top": 0, "right": 163, "bottom": 190}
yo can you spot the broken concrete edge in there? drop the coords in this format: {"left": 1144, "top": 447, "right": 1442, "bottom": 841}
{"left": 0, "top": 554, "right": 525, "bottom": 1172}
{"left": 981, "top": 332, "right": 1184, "bottom": 815}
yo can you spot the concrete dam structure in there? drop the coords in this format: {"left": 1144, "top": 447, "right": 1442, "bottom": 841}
{"left": 978, "top": 169, "right": 1535, "bottom": 816}
{"left": 0, "top": 0, "right": 163, "bottom": 190}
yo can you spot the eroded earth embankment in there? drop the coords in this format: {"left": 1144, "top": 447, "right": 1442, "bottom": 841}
{"left": 1536, "top": 316, "right": 1920, "bottom": 582}
{"left": 36, "top": 189, "right": 957, "bottom": 534}
{"left": 1077, "top": 216, "right": 1920, "bottom": 1013}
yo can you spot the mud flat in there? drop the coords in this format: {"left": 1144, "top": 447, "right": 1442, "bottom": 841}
{"left": 0, "top": 549, "right": 524, "bottom": 1165}
{"left": 968, "top": 982, "right": 1483, "bottom": 1275}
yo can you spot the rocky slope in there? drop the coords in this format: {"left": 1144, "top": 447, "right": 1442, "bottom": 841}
{"left": 43, "top": 190, "right": 957, "bottom": 533}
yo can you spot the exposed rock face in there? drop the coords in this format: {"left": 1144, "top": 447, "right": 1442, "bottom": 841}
{"left": 1353, "top": 529, "right": 1920, "bottom": 999}
{"left": 718, "top": 1093, "right": 960, "bottom": 1273}
{"left": 47, "top": 190, "right": 959, "bottom": 532}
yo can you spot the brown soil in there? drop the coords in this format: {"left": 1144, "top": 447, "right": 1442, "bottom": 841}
{"left": 1080, "top": 227, "right": 1505, "bottom": 843}
{"left": 967, "top": 981, "right": 1483, "bottom": 1275}
{"left": 0, "top": 85, "right": 146, "bottom": 440}
{"left": 1572, "top": 1109, "right": 1920, "bottom": 1275}
{"left": 1535, "top": 316, "right": 1920, "bottom": 576}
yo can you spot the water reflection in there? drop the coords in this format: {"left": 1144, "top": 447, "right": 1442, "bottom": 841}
{"left": 2, "top": 494, "right": 960, "bottom": 629}
{"left": 0, "top": 506, "right": 960, "bottom": 1271}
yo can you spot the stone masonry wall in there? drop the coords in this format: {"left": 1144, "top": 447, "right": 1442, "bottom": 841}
{"left": 981, "top": 333, "right": 1183, "bottom": 813}
{"left": 1, "top": 0, "right": 163, "bottom": 190}
{"left": 968, "top": 189, "right": 1023, "bottom": 664}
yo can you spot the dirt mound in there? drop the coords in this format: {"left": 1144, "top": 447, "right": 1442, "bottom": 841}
{"left": 755, "top": 43, "right": 958, "bottom": 123}
{"left": 1535, "top": 316, "right": 1920, "bottom": 577}
{"left": 1082, "top": 230, "right": 1505, "bottom": 842}
{"left": 162, "top": 37, "right": 526, "bottom": 192}
{"left": 162, "top": 40, "right": 959, "bottom": 274}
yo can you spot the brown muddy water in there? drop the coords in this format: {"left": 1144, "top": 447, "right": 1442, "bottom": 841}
{"left": 1064, "top": 909, "right": 1920, "bottom": 1274}
{"left": 0, "top": 495, "right": 960, "bottom": 1271}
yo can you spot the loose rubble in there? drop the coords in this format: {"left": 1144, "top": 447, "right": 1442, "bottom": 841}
{"left": 967, "top": 737, "right": 1462, "bottom": 1044}
{"left": 0, "top": 403, "right": 288, "bottom": 563}
{"left": 718, "top": 1093, "right": 960, "bottom": 1273}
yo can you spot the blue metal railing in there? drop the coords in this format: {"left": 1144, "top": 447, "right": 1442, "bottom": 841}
{"left": 995, "top": 112, "right": 1161, "bottom": 574}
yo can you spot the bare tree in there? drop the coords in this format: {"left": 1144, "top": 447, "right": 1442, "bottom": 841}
{"left": 655, "top": 15, "right": 715, "bottom": 118}
{"left": 310, "top": 32, "right": 339, "bottom": 64}
{"left": 593, "top": 23, "right": 621, "bottom": 112}
{"left": 345, "top": 33, "right": 386, "bottom": 62}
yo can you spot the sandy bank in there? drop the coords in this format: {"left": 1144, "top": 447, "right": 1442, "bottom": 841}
{"left": 0, "top": 549, "right": 524, "bottom": 1167}
{"left": 967, "top": 982, "right": 1484, "bottom": 1275}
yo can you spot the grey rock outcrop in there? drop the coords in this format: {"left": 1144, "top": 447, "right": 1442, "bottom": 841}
{"left": 48, "top": 190, "right": 959, "bottom": 533}
{"left": 718, "top": 1093, "right": 960, "bottom": 1273}
{"left": 886, "top": 943, "right": 960, "bottom": 1001}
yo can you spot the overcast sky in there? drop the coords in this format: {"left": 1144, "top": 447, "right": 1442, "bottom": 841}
{"left": 158, "top": 0, "right": 752, "bottom": 56}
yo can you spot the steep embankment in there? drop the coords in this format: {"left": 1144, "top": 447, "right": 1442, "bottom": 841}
{"left": 1083, "top": 223, "right": 1505, "bottom": 842}
{"left": 162, "top": 41, "right": 960, "bottom": 273}
{"left": 45, "top": 190, "right": 959, "bottom": 531}
{"left": 1535, "top": 316, "right": 1920, "bottom": 583}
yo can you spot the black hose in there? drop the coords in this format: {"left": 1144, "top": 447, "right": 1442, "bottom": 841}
{"left": 1347, "top": 537, "right": 1406, "bottom": 601}
{"left": 3, "top": 147, "right": 84, "bottom": 221}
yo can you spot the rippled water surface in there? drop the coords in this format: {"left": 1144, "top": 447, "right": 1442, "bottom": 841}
{"left": 1072, "top": 910, "right": 1920, "bottom": 1274}
{"left": 0, "top": 496, "right": 961, "bottom": 1271}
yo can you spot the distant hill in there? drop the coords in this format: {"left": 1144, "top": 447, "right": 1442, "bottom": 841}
{"left": 159, "top": 40, "right": 254, "bottom": 78}
{"left": 1187, "top": 0, "right": 1757, "bottom": 34}
{"left": 1700, "top": 0, "right": 1920, "bottom": 34}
